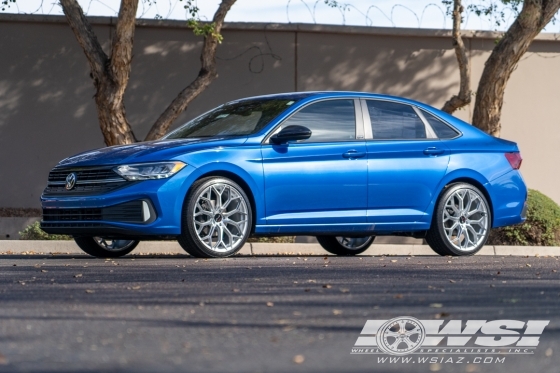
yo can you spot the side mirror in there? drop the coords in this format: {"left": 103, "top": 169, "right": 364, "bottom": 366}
{"left": 270, "top": 125, "right": 312, "bottom": 144}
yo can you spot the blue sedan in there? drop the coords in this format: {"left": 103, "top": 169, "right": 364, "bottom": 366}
{"left": 41, "top": 92, "right": 527, "bottom": 258}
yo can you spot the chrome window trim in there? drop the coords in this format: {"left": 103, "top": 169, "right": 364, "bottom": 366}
{"left": 359, "top": 99, "right": 373, "bottom": 140}
{"left": 354, "top": 98, "right": 365, "bottom": 140}
{"left": 262, "top": 97, "right": 363, "bottom": 144}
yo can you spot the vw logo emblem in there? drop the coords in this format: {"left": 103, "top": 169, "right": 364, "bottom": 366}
{"left": 65, "top": 173, "right": 77, "bottom": 190}
{"left": 376, "top": 316, "right": 426, "bottom": 356}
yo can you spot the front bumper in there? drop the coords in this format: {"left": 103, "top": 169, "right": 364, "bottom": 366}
{"left": 40, "top": 165, "right": 196, "bottom": 238}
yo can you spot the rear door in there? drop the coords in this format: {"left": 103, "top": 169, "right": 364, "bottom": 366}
{"left": 261, "top": 99, "right": 368, "bottom": 227}
{"left": 361, "top": 99, "right": 450, "bottom": 226}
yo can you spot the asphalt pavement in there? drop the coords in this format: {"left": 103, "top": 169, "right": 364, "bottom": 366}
{"left": 0, "top": 254, "right": 559, "bottom": 373}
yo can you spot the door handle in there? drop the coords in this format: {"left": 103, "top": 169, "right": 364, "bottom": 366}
{"left": 342, "top": 150, "right": 366, "bottom": 159}
{"left": 423, "top": 147, "right": 445, "bottom": 156}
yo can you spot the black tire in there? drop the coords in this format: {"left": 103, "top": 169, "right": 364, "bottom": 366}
{"left": 178, "top": 177, "right": 253, "bottom": 258}
{"left": 74, "top": 237, "right": 139, "bottom": 258}
{"left": 426, "top": 183, "right": 492, "bottom": 256}
{"left": 316, "top": 236, "right": 375, "bottom": 256}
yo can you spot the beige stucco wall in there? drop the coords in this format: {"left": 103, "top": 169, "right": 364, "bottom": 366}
{"left": 0, "top": 15, "right": 558, "bottom": 208}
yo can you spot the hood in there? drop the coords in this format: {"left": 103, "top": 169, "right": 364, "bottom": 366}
{"left": 57, "top": 137, "right": 248, "bottom": 168}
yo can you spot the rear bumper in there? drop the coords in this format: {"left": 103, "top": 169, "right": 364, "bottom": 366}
{"left": 487, "top": 169, "right": 528, "bottom": 228}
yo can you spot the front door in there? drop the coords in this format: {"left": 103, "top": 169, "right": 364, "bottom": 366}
{"left": 261, "top": 99, "right": 368, "bottom": 228}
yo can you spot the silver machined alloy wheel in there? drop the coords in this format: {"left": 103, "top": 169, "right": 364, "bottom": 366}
{"left": 94, "top": 237, "right": 137, "bottom": 251}
{"left": 336, "top": 236, "right": 374, "bottom": 250}
{"left": 192, "top": 183, "right": 249, "bottom": 252}
{"left": 426, "top": 183, "right": 492, "bottom": 256}
{"left": 178, "top": 177, "right": 253, "bottom": 258}
{"left": 442, "top": 188, "right": 489, "bottom": 251}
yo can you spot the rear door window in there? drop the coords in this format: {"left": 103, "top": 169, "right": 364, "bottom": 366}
{"left": 366, "top": 100, "right": 426, "bottom": 140}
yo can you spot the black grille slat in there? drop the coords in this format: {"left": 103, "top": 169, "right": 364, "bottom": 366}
{"left": 44, "top": 166, "right": 130, "bottom": 196}
{"left": 42, "top": 201, "right": 144, "bottom": 224}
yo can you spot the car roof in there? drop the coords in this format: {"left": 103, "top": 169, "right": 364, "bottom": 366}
{"left": 228, "top": 91, "right": 423, "bottom": 106}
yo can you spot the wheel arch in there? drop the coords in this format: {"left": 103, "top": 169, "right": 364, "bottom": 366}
{"left": 436, "top": 177, "right": 495, "bottom": 227}
{"left": 185, "top": 170, "right": 258, "bottom": 234}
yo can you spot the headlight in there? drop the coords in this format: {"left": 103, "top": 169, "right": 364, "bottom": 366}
{"left": 113, "top": 161, "right": 186, "bottom": 181}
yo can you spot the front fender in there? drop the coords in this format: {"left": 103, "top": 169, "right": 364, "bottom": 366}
{"left": 173, "top": 146, "right": 264, "bottom": 225}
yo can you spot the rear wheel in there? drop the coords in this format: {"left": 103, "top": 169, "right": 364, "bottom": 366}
{"left": 178, "top": 177, "right": 252, "bottom": 258}
{"left": 74, "top": 237, "right": 139, "bottom": 258}
{"left": 426, "top": 183, "right": 491, "bottom": 256}
{"left": 316, "top": 236, "right": 375, "bottom": 256}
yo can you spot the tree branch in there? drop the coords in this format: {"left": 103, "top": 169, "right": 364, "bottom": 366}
{"left": 441, "top": 0, "right": 471, "bottom": 114}
{"left": 109, "top": 0, "right": 139, "bottom": 96}
{"left": 144, "top": 0, "right": 237, "bottom": 142}
{"left": 472, "top": 0, "right": 560, "bottom": 136}
{"left": 59, "top": 0, "right": 108, "bottom": 84}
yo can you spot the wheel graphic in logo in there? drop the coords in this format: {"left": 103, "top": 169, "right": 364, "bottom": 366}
{"left": 376, "top": 317, "right": 426, "bottom": 356}
{"left": 65, "top": 173, "right": 77, "bottom": 190}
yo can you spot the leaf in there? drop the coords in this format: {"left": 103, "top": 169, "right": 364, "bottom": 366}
{"left": 333, "top": 309, "right": 343, "bottom": 315}
{"left": 293, "top": 355, "right": 305, "bottom": 364}
{"left": 85, "top": 289, "right": 95, "bottom": 294}
{"left": 74, "top": 274, "right": 82, "bottom": 278}
{"left": 430, "top": 303, "right": 443, "bottom": 308}
{"left": 266, "top": 302, "right": 274, "bottom": 307}
{"left": 322, "top": 284, "right": 332, "bottom": 289}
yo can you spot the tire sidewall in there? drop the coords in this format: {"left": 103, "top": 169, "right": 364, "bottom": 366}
{"left": 185, "top": 177, "right": 253, "bottom": 257}
{"left": 74, "top": 237, "right": 139, "bottom": 258}
{"left": 316, "top": 236, "right": 375, "bottom": 256}
{"left": 434, "top": 183, "right": 491, "bottom": 256}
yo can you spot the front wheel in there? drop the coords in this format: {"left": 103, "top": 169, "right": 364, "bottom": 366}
{"left": 425, "top": 183, "right": 491, "bottom": 256}
{"left": 178, "top": 177, "right": 253, "bottom": 258}
{"left": 316, "top": 236, "right": 375, "bottom": 256}
{"left": 74, "top": 237, "right": 139, "bottom": 258}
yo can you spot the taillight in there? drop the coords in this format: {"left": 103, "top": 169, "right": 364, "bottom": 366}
{"left": 505, "top": 152, "right": 522, "bottom": 170}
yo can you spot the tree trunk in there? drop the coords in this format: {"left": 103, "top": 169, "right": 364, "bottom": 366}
{"left": 144, "top": 0, "right": 237, "bottom": 141}
{"left": 472, "top": 0, "right": 560, "bottom": 136}
{"left": 441, "top": 0, "right": 471, "bottom": 114}
{"left": 60, "top": 0, "right": 138, "bottom": 146}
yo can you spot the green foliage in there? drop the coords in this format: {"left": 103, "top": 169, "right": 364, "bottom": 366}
{"left": 441, "top": 0, "right": 523, "bottom": 27}
{"left": 187, "top": 19, "right": 223, "bottom": 43}
{"left": 19, "top": 221, "right": 72, "bottom": 241}
{"left": 488, "top": 189, "right": 560, "bottom": 246}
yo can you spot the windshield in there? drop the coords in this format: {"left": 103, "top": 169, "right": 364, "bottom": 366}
{"left": 164, "top": 98, "right": 298, "bottom": 139}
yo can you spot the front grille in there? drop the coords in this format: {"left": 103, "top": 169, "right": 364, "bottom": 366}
{"left": 43, "top": 166, "right": 129, "bottom": 195}
{"left": 42, "top": 200, "right": 145, "bottom": 224}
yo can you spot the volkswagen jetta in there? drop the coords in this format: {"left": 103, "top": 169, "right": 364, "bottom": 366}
{"left": 41, "top": 92, "right": 527, "bottom": 258}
